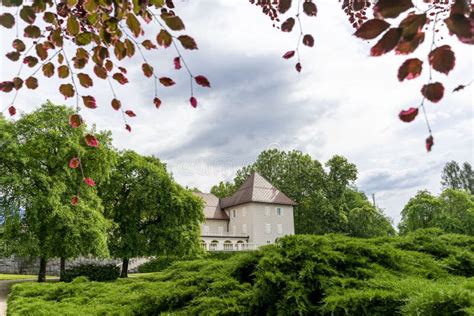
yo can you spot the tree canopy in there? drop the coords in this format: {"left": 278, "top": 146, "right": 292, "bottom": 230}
{"left": 211, "top": 149, "right": 394, "bottom": 237}
{"left": 441, "top": 161, "right": 474, "bottom": 194}
{"left": 0, "top": 102, "right": 116, "bottom": 281}
{"left": 399, "top": 188, "right": 474, "bottom": 235}
{"left": 99, "top": 150, "right": 204, "bottom": 277}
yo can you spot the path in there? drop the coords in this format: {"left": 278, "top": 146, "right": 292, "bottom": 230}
{"left": 0, "top": 279, "right": 31, "bottom": 316}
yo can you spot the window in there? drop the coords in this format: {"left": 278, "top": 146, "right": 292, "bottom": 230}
{"left": 232, "top": 209, "right": 236, "bottom": 217}
{"left": 277, "top": 207, "right": 283, "bottom": 216}
{"left": 265, "top": 224, "right": 271, "bottom": 234}
{"left": 242, "top": 224, "right": 247, "bottom": 234}
{"left": 277, "top": 224, "right": 283, "bottom": 235}
{"left": 266, "top": 240, "right": 271, "bottom": 244}
{"left": 242, "top": 207, "right": 247, "bottom": 217}
{"left": 265, "top": 206, "right": 270, "bottom": 216}
{"left": 209, "top": 240, "right": 219, "bottom": 251}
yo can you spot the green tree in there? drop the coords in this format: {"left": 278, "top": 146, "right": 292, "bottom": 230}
{"left": 441, "top": 161, "right": 474, "bottom": 194}
{"left": 210, "top": 181, "right": 236, "bottom": 199}
{"left": 0, "top": 103, "right": 115, "bottom": 282}
{"left": 347, "top": 205, "right": 395, "bottom": 238}
{"left": 399, "top": 189, "right": 473, "bottom": 235}
{"left": 100, "top": 151, "right": 204, "bottom": 278}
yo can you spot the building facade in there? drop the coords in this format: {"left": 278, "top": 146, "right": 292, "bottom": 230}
{"left": 194, "top": 172, "right": 296, "bottom": 251}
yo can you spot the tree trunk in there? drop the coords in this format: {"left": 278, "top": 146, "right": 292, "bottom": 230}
{"left": 38, "top": 257, "right": 47, "bottom": 283}
{"left": 121, "top": 258, "right": 129, "bottom": 278}
{"left": 59, "top": 257, "right": 66, "bottom": 281}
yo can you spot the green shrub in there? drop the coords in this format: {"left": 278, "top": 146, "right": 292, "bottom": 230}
{"left": 62, "top": 264, "right": 119, "bottom": 282}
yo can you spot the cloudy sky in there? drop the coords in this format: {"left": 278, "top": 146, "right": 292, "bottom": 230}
{"left": 1, "top": 0, "right": 472, "bottom": 225}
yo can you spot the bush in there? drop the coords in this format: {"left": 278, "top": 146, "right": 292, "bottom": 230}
{"left": 62, "top": 264, "right": 120, "bottom": 282}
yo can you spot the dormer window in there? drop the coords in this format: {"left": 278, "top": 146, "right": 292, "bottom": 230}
{"left": 232, "top": 209, "right": 236, "bottom": 217}
{"left": 277, "top": 207, "right": 282, "bottom": 217}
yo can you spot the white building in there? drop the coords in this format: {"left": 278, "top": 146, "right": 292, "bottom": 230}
{"left": 194, "top": 172, "right": 296, "bottom": 251}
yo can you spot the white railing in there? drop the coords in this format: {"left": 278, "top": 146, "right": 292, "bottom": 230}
{"left": 201, "top": 232, "right": 249, "bottom": 237}
{"left": 201, "top": 243, "right": 262, "bottom": 252}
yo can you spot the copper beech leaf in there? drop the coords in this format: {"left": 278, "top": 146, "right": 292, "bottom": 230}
{"left": 157, "top": 29, "right": 172, "bottom": 47}
{"left": 370, "top": 28, "right": 401, "bottom": 56}
{"left": 399, "top": 107, "right": 418, "bottom": 122}
{"left": 94, "top": 65, "right": 108, "bottom": 79}
{"left": 177, "top": 35, "right": 198, "bottom": 49}
{"left": 159, "top": 77, "right": 175, "bottom": 87}
{"left": 395, "top": 32, "right": 425, "bottom": 55}
{"left": 397, "top": 58, "right": 423, "bottom": 81}
{"left": 429, "top": 45, "right": 455, "bottom": 75}
{"left": 78, "top": 73, "right": 93, "bottom": 88}
{"left": 399, "top": 14, "right": 427, "bottom": 39}
{"left": 8, "top": 106, "right": 16, "bottom": 116}
{"left": 82, "top": 95, "right": 97, "bottom": 109}
{"left": 69, "top": 157, "right": 80, "bottom": 169}
{"left": 453, "top": 84, "right": 465, "bottom": 92}
{"left": 153, "top": 97, "right": 162, "bottom": 109}
{"left": 374, "top": 0, "right": 413, "bottom": 19}
{"left": 83, "top": 177, "right": 96, "bottom": 187}
{"left": 142, "top": 40, "right": 157, "bottom": 50}
{"left": 85, "top": 134, "right": 99, "bottom": 147}
{"left": 278, "top": 0, "right": 292, "bottom": 14}
{"left": 0, "top": 81, "right": 14, "bottom": 92}
{"left": 6, "top": 51, "right": 20, "bottom": 61}
{"left": 59, "top": 84, "right": 75, "bottom": 99}
{"left": 283, "top": 50, "right": 295, "bottom": 59}
{"left": 161, "top": 13, "right": 185, "bottom": 31}
{"left": 0, "top": 13, "right": 15, "bottom": 29}
{"left": 23, "top": 56, "right": 38, "bottom": 67}
{"left": 35, "top": 44, "right": 48, "bottom": 61}
{"left": 12, "top": 77, "right": 23, "bottom": 90}
{"left": 12, "top": 39, "right": 26, "bottom": 52}
{"left": 69, "top": 114, "right": 82, "bottom": 128}
{"left": 174, "top": 57, "right": 181, "bottom": 70}
{"left": 296, "top": 62, "right": 302, "bottom": 73}
{"left": 126, "top": 13, "right": 141, "bottom": 37}
{"left": 426, "top": 135, "right": 434, "bottom": 152}
{"left": 354, "top": 19, "right": 390, "bottom": 39}
{"left": 111, "top": 98, "right": 121, "bottom": 111}
{"left": 112, "top": 73, "right": 129, "bottom": 85}
{"left": 303, "top": 1, "right": 317, "bottom": 17}
{"left": 24, "top": 25, "right": 41, "bottom": 38}
{"left": 142, "top": 63, "right": 154, "bottom": 78}
{"left": 281, "top": 18, "right": 295, "bottom": 32}
{"left": 190, "top": 96, "right": 197, "bottom": 108}
{"left": 125, "top": 110, "right": 136, "bottom": 117}
{"left": 58, "top": 65, "right": 70, "bottom": 78}
{"left": 25, "top": 77, "right": 38, "bottom": 89}
{"left": 421, "top": 82, "right": 444, "bottom": 103}
{"left": 125, "top": 124, "right": 131, "bottom": 132}
{"left": 67, "top": 16, "right": 80, "bottom": 35}
{"left": 195, "top": 75, "right": 211, "bottom": 88}
{"left": 303, "top": 34, "right": 314, "bottom": 47}
{"left": 20, "top": 6, "right": 36, "bottom": 24}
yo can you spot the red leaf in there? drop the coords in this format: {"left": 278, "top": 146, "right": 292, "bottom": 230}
{"left": 154, "top": 97, "right": 162, "bottom": 109}
{"left": 142, "top": 63, "right": 154, "bottom": 78}
{"left": 83, "top": 177, "right": 96, "bottom": 187}
{"left": 177, "top": 35, "right": 198, "bottom": 50}
{"left": 399, "top": 14, "right": 427, "bottom": 39}
{"left": 374, "top": 0, "right": 414, "bottom": 19}
{"left": 69, "top": 157, "right": 80, "bottom": 169}
{"left": 398, "top": 58, "right": 423, "bottom": 82}
{"left": 8, "top": 106, "right": 16, "bottom": 116}
{"left": 69, "top": 114, "right": 82, "bottom": 128}
{"left": 303, "top": 1, "right": 317, "bottom": 17}
{"left": 295, "top": 62, "right": 302, "bottom": 73}
{"left": 174, "top": 57, "right": 181, "bottom": 70}
{"left": 157, "top": 29, "right": 172, "bottom": 48}
{"left": 71, "top": 195, "right": 79, "bottom": 205}
{"left": 281, "top": 18, "right": 295, "bottom": 32}
{"left": 395, "top": 32, "right": 425, "bottom": 55}
{"left": 111, "top": 98, "right": 121, "bottom": 111}
{"left": 302, "top": 34, "right": 314, "bottom": 47}
{"left": 82, "top": 95, "right": 97, "bottom": 109}
{"left": 426, "top": 135, "right": 434, "bottom": 152}
{"left": 370, "top": 28, "right": 402, "bottom": 56}
{"left": 282, "top": 50, "right": 295, "bottom": 59}
{"left": 421, "top": 82, "right": 444, "bottom": 103}
{"left": 125, "top": 110, "right": 136, "bottom": 117}
{"left": 429, "top": 45, "right": 455, "bottom": 75}
{"left": 195, "top": 75, "right": 211, "bottom": 88}
{"left": 444, "top": 14, "right": 473, "bottom": 44}
{"left": 85, "top": 134, "right": 99, "bottom": 147}
{"left": 0, "top": 81, "right": 14, "bottom": 92}
{"left": 125, "top": 124, "right": 131, "bottom": 132}
{"left": 190, "top": 96, "right": 197, "bottom": 108}
{"left": 112, "top": 73, "right": 129, "bottom": 85}
{"left": 278, "top": 0, "right": 292, "bottom": 14}
{"left": 142, "top": 40, "right": 157, "bottom": 50}
{"left": 399, "top": 107, "right": 419, "bottom": 122}
{"left": 159, "top": 77, "right": 175, "bottom": 87}
{"left": 354, "top": 19, "right": 391, "bottom": 39}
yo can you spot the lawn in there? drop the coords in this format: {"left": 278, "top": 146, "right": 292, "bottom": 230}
{"left": 7, "top": 229, "right": 474, "bottom": 315}
{"left": 0, "top": 274, "right": 38, "bottom": 281}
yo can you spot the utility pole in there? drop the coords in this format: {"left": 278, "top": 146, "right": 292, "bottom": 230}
{"left": 372, "top": 193, "right": 376, "bottom": 208}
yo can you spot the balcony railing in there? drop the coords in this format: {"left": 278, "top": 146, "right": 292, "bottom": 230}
{"left": 201, "top": 242, "right": 262, "bottom": 251}
{"left": 201, "top": 231, "right": 249, "bottom": 238}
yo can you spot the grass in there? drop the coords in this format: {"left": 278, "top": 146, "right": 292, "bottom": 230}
{"left": 7, "top": 229, "right": 474, "bottom": 315}
{"left": 0, "top": 274, "right": 56, "bottom": 281}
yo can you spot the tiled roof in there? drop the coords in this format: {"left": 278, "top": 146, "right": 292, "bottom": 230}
{"left": 193, "top": 192, "right": 229, "bottom": 220}
{"left": 220, "top": 172, "right": 297, "bottom": 209}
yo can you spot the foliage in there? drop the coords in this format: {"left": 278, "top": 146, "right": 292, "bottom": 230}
{"left": 399, "top": 189, "right": 474, "bottom": 235}
{"left": 0, "top": 103, "right": 115, "bottom": 281}
{"left": 8, "top": 230, "right": 474, "bottom": 315}
{"left": 441, "top": 161, "right": 474, "bottom": 194}
{"left": 211, "top": 149, "right": 394, "bottom": 237}
{"left": 0, "top": 0, "right": 471, "bottom": 150}
{"left": 61, "top": 264, "right": 120, "bottom": 282}
{"left": 99, "top": 150, "right": 204, "bottom": 276}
